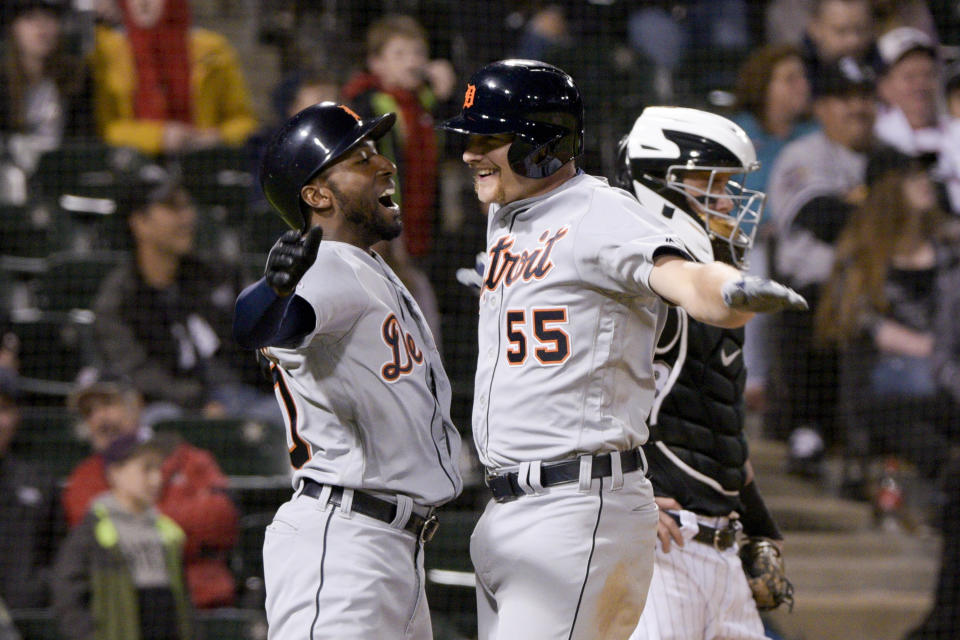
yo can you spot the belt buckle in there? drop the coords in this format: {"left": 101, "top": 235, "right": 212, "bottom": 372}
{"left": 714, "top": 525, "right": 737, "bottom": 550}
{"left": 486, "top": 473, "right": 518, "bottom": 503}
{"left": 713, "top": 528, "right": 726, "bottom": 551}
{"left": 419, "top": 513, "right": 439, "bottom": 544}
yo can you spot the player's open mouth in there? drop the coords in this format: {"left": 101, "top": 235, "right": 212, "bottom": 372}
{"left": 378, "top": 185, "right": 398, "bottom": 209}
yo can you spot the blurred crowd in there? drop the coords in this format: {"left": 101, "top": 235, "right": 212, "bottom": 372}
{"left": 2, "top": 0, "right": 960, "bottom": 638}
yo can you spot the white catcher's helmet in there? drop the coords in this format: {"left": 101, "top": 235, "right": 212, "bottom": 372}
{"left": 615, "top": 106, "right": 764, "bottom": 268}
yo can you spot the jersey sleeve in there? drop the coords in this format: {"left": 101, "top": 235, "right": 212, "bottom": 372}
{"left": 573, "top": 187, "right": 688, "bottom": 298}
{"left": 290, "top": 246, "right": 370, "bottom": 344}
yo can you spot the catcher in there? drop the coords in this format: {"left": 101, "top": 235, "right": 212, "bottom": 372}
{"left": 617, "top": 108, "right": 794, "bottom": 640}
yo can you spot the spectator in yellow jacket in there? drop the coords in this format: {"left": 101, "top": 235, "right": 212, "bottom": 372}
{"left": 90, "top": 0, "right": 256, "bottom": 155}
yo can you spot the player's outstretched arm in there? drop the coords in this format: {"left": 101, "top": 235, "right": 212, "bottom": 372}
{"left": 649, "top": 256, "right": 806, "bottom": 329}
{"left": 233, "top": 228, "right": 322, "bottom": 349}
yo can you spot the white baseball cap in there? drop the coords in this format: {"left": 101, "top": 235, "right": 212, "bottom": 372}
{"left": 877, "top": 27, "right": 937, "bottom": 72}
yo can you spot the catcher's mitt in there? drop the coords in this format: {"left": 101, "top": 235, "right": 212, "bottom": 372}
{"left": 739, "top": 538, "right": 795, "bottom": 611}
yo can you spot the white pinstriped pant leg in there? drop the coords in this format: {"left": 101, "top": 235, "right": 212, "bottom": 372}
{"left": 629, "top": 531, "right": 766, "bottom": 640}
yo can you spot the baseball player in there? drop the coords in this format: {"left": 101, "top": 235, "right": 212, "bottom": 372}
{"left": 616, "top": 107, "right": 790, "bottom": 640}
{"left": 233, "top": 103, "right": 462, "bottom": 639}
{"left": 438, "top": 59, "right": 805, "bottom": 640}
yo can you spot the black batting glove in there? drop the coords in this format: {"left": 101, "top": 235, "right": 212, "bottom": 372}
{"left": 265, "top": 226, "right": 323, "bottom": 296}
{"left": 721, "top": 276, "right": 808, "bottom": 313}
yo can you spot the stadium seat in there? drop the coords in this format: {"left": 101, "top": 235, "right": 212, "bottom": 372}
{"left": 11, "top": 609, "right": 58, "bottom": 640}
{"left": 196, "top": 608, "right": 267, "bottom": 640}
{"left": 30, "top": 143, "right": 150, "bottom": 253}
{"left": 176, "top": 147, "right": 257, "bottom": 261}
{"left": 34, "top": 251, "right": 126, "bottom": 312}
{"left": 231, "top": 511, "right": 274, "bottom": 608}
{"left": 242, "top": 205, "right": 288, "bottom": 255}
{"left": 31, "top": 142, "right": 145, "bottom": 203}
{"left": 13, "top": 603, "right": 269, "bottom": 640}
{"left": 151, "top": 417, "right": 291, "bottom": 477}
{"left": 11, "top": 309, "right": 95, "bottom": 394}
{"left": 0, "top": 203, "right": 75, "bottom": 268}
{"left": 672, "top": 47, "right": 750, "bottom": 108}
{"left": 11, "top": 406, "right": 88, "bottom": 479}
{"left": 425, "top": 508, "right": 479, "bottom": 639}
{"left": 178, "top": 146, "right": 253, "bottom": 214}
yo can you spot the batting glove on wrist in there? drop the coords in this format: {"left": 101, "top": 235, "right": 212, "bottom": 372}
{"left": 722, "top": 276, "right": 808, "bottom": 313}
{"left": 265, "top": 226, "right": 323, "bottom": 297}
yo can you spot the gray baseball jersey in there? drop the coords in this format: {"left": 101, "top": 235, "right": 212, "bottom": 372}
{"left": 264, "top": 241, "right": 462, "bottom": 505}
{"left": 473, "top": 172, "right": 686, "bottom": 470}
{"left": 767, "top": 130, "right": 867, "bottom": 289}
{"left": 470, "top": 172, "right": 680, "bottom": 639}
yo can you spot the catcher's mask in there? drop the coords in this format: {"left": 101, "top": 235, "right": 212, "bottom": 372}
{"left": 616, "top": 106, "right": 764, "bottom": 269}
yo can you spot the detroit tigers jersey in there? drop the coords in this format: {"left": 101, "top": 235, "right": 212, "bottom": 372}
{"left": 473, "top": 172, "right": 686, "bottom": 469}
{"left": 264, "top": 241, "right": 462, "bottom": 506}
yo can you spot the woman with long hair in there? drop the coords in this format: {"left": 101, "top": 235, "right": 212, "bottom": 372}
{"left": 0, "top": 0, "right": 93, "bottom": 203}
{"left": 816, "top": 146, "right": 960, "bottom": 502}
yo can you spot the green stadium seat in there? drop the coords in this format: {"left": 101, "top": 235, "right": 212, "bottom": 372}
{"left": 29, "top": 144, "right": 150, "bottom": 253}
{"left": 151, "top": 417, "right": 291, "bottom": 477}
{"left": 196, "top": 608, "right": 267, "bottom": 640}
{"left": 672, "top": 47, "right": 750, "bottom": 108}
{"left": 11, "top": 309, "right": 96, "bottom": 392}
{"left": 194, "top": 204, "right": 246, "bottom": 263}
{"left": 11, "top": 406, "right": 88, "bottom": 479}
{"left": 425, "top": 509, "right": 479, "bottom": 639}
{"left": 231, "top": 511, "right": 274, "bottom": 609}
{"left": 0, "top": 203, "right": 75, "bottom": 268}
{"left": 432, "top": 612, "right": 474, "bottom": 640}
{"left": 243, "top": 206, "right": 288, "bottom": 255}
{"left": 169, "top": 148, "right": 255, "bottom": 262}
{"left": 14, "top": 607, "right": 269, "bottom": 640}
{"left": 31, "top": 142, "right": 145, "bottom": 203}
{"left": 34, "top": 251, "right": 126, "bottom": 312}
{"left": 178, "top": 146, "right": 253, "bottom": 212}
{"left": 12, "top": 608, "right": 58, "bottom": 640}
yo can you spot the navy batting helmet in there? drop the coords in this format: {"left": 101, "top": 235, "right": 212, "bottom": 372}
{"left": 260, "top": 102, "right": 396, "bottom": 231}
{"left": 439, "top": 59, "right": 583, "bottom": 179}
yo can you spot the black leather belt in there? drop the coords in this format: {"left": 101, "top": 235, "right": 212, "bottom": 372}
{"left": 667, "top": 512, "right": 740, "bottom": 550}
{"left": 301, "top": 480, "right": 439, "bottom": 543}
{"left": 485, "top": 449, "right": 645, "bottom": 502}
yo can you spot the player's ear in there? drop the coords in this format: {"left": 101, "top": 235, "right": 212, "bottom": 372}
{"left": 301, "top": 181, "right": 334, "bottom": 214}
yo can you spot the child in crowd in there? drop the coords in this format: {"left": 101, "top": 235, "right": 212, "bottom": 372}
{"left": 341, "top": 13, "right": 454, "bottom": 261}
{"left": 63, "top": 374, "right": 239, "bottom": 609}
{"left": 52, "top": 432, "right": 195, "bottom": 640}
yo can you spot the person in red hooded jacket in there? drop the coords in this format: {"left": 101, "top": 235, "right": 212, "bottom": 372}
{"left": 341, "top": 13, "right": 455, "bottom": 260}
{"left": 340, "top": 14, "right": 455, "bottom": 341}
{"left": 61, "top": 375, "right": 238, "bottom": 609}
